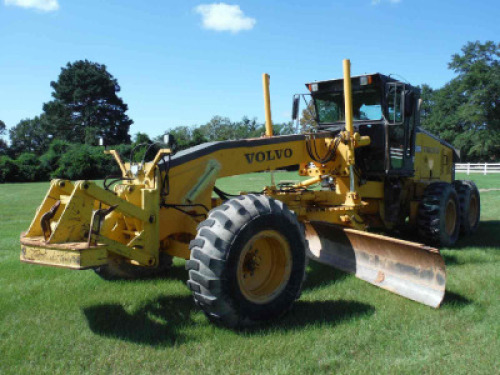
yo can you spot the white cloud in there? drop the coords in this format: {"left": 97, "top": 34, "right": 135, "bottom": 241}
{"left": 4, "top": 0, "right": 59, "bottom": 12}
{"left": 372, "top": 0, "right": 401, "bottom": 4}
{"left": 195, "top": 3, "right": 256, "bottom": 33}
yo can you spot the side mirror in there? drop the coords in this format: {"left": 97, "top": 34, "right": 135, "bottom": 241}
{"left": 292, "top": 96, "right": 300, "bottom": 120}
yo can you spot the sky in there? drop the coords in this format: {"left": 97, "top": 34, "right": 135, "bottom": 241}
{"left": 0, "top": 0, "right": 499, "bottom": 140}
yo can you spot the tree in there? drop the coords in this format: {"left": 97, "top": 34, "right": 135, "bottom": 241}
{"left": 200, "top": 116, "right": 235, "bottom": 141}
{"left": 418, "top": 84, "right": 435, "bottom": 124}
{"left": 0, "top": 156, "right": 18, "bottom": 182}
{"left": 274, "top": 121, "right": 296, "bottom": 135}
{"left": 43, "top": 60, "right": 132, "bottom": 145}
{"left": 133, "top": 132, "right": 151, "bottom": 144}
{"left": 9, "top": 115, "right": 54, "bottom": 156}
{"left": 0, "top": 120, "right": 8, "bottom": 154}
{"left": 299, "top": 100, "right": 317, "bottom": 132}
{"left": 422, "top": 41, "right": 500, "bottom": 161}
{"left": 15, "top": 153, "right": 45, "bottom": 181}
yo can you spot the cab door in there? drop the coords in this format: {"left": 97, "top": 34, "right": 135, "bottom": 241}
{"left": 385, "top": 82, "right": 415, "bottom": 174}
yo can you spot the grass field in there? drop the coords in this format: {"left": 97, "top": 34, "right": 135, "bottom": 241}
{"left": 0, "top": 173, "right": 499, "bottom": 374}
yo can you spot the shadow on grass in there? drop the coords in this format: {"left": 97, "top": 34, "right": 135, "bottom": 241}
{"left": 441, "top": 291, "right": 473, "bottom": 308}
{"left": 453, "top": 221, "right": 500, "bottom": 250}
{"left": 393, "top": 220, "right": 500, "bottom": 251}
{"left": 302, "top": 260, "right": 350, "bottom": 291}
{"left": 83, "top": 295, "right": 374, "bottom": 345}
{"left": 441, "top": 253, "right": 495, "bottom": 267}
{"left": 98, "top": 264, "right": 188, "bottom": 283}
{"left": 83, "top": 295, "right": 195, "bottom": 346}
{"left": 240, "top": 299, "right": 375, "bottom": 335}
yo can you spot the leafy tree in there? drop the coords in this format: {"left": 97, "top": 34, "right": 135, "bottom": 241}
{"left": 53, "top": 144, "right": 112, "bottom": 180}
{"left": 166, "top": 126, "right": 195, "bottom": 150}
{"left": 39, "top": 139, "right": 72, "bottom": 174}
{"left": 300, "top": 100, "right": 317, "bottom": 132}
{"left": 0, "top": 120, "right": 8, "bottom": 155}
{"left": 239, "top": 116, "right": 264, "bottom": 138}
{"left": 133, "top": 132, "right": 151, "bottom": 144}
{"left": 0, "top": 156, "right": 19, "bottom": 182}
{"left": 191, "top": 126, "right": 208, "bottom": 146}
{"left": 274, "top": 121, "right": 296, "bottom": 135}
{"left": 200, "top": 116, "right": 235, "bottom": 141}
{"left": 418, "top": 84, "right": 435, "bottom": 124}
{"left": 15, "top": 153, "right": 46, "bottom": 181}
{"left": 43, "top": 60, "right": 132, "bottom": 145}
{"left": 9, "top": 115, "right": 54, "bottom": 156}
{"left": 422, "top": 41, "right": 499, "bottom": 161}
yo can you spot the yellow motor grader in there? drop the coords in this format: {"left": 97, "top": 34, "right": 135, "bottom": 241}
{"left": 20, "top": 60, "right": 480, "bottom": 328}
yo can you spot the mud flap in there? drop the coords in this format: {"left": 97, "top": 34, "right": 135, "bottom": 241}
{"left": 305, "top": 221, "right": 446, "bottom": 308}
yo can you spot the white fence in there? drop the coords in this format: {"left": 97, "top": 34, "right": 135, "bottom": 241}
{"left": 455, "top": 163, "right": 500, "bottom": 175}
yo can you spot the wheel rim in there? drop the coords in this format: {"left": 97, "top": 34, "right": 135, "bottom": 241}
{"left": 445, "top": 199, "right": 457, "bottom": 236}
{"left": 469, "top": 194, "right": 479, "bottom": 227}
{"left": 237, "top": 230, "right": 292, "bottom": 304}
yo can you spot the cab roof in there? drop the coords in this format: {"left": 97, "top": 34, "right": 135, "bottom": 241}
{"left": 304, "top": 73, "right": 411, "bottom": 92}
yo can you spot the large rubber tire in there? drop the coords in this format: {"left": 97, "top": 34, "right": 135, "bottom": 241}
{"left": 186, "top": 194, "right": 307, "bottom": 328}
{"left": 453, "top": 180, "right": 480, "bottom": 235}
{"left": 94, "top": 253, "right": 173, "bottom": 280}
{"left": 417, "top": 182, "right": 461, "bottom": 247}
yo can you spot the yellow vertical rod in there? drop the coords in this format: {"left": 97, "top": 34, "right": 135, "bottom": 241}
{"left": 262, "top": 73, "right": 273, "bottom": 136}
{"left": 343, "top": 59, "right": 354, "bottom": 139}
{"left": 343, "top": 59, "right": 356, "bottom": 192}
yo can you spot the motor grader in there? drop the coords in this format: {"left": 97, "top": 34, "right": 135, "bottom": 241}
{"left": 20, "top": 60, "right": 480, "bottom": 328}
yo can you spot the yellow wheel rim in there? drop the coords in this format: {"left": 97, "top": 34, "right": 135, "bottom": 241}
{"left": 469, "top": 195, "right": 479, "bottom": 227}
{"left": 445, "top": 199, "right": 457, "bottom": 236}
{"left": 237, "top": 230, "right": 292, "bottom": 304}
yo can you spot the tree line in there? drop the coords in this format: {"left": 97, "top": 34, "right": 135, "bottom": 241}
{"left": 0, "top": 41, "right": 498, "bottom": 183}
{"left": 0, "top": 60, "right": 294, "bottom": 182}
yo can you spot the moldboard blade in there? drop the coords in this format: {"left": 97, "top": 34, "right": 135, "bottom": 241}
{"left": 305, "top": 221, "right": 446, "bottom": 308}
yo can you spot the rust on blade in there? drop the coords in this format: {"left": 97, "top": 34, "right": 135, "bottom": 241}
{"left": 305, "top": 221, "right": 446, "bottom": 308}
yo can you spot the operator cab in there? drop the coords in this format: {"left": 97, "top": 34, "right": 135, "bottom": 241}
{"left": 293, "top": 73, "right": 420, "bottom": 178}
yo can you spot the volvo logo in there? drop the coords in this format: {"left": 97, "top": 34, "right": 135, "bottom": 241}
{"left": 244, "top": 148, "right": 293, "bottom": 164}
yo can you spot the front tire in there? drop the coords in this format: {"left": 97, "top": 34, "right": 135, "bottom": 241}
{"left": 186, "top": 194, "right": 307, "bottom": 328}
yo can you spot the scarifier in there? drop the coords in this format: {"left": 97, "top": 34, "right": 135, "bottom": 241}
{"left": 20, "top": 60, "right": 480, "bottom": 328}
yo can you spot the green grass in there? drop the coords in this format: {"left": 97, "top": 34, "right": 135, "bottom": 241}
{"left": 1, "top": 174, "right": 499, "bottom": 374}
{"left": 455, "top": 173, "right": 500, "bottom": 190}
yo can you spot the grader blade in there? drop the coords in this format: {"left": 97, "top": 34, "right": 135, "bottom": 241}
{"left": 305, "top": 222, "right": 446, "bottom": 308}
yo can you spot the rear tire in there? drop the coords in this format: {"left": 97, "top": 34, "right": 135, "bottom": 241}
{"left": 418, "top": 182, "right": 460, "bottom": 247}
{"left": 453, "top": 180, "right": 480, "bottom": 235}
{"left": 186, "top": 194, "right": 307, "bottom": 328}
{"left": 94, "top": 253, "right": 173, "bottom": 280}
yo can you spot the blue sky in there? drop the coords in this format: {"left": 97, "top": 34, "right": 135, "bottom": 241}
{"left": 1, "top": 0, "right": 498, "bottom": 139}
